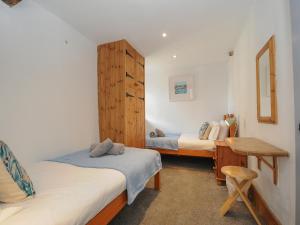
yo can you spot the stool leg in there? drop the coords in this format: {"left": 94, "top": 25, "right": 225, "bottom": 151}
{"left": 220, "top": 180, "right": 249, "bottom": 216}
{"left": 232, "top": 179, "right": 262, "bottom": 225}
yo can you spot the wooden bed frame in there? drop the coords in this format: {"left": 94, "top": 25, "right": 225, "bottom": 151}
{"left": 87, "top": 172, "right": 160, "bottom": 225}
{"left": 153, "top": 114, "right": 237, "bottom": 158}
{"left": 156, "top": 148, "right": 215, "bottom": 158}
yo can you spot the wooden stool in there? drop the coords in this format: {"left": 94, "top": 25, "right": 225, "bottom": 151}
{"left": 220, "top": 166, "right": 262, "bottom": 225}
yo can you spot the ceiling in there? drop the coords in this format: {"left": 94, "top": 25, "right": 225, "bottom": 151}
{"left": 33, "top": 0, "right": 254, "bottom": 68}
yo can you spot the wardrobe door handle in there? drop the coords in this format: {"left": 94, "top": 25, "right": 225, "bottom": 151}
{"left": 126, "top": 92, "right": 134, "bottom": 98}
{"left": 126, "top": 50, "right": 134, "bottom": 58}
{"left": 126, "top": 72, "right": 134, "bottom": 79}
{"left": 137, "top": 62, "right": 144, "bottom": 68}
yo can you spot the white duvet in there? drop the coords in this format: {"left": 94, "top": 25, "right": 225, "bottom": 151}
{"left": 178, "top": 133, "right": 216, "bottom": 151}
{"left": 0, "top": 161, "right": 126, "bottom": 225}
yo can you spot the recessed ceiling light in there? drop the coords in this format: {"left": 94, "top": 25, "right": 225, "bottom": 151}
{"left": 162, "top": 33, "right": 167, "bottom": 38}
{"left": 172, "top": 55, "right": 177, "bottom": 59}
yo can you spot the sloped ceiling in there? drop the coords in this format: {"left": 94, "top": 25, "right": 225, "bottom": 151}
{"left": 33, "top": 0, "right": 254, "bottom": 68}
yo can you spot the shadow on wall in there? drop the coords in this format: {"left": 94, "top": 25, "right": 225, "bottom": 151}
{"left": 146, "top": 118, "right": 181, "bottom": 135}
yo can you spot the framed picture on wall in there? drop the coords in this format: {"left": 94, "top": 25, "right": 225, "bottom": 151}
{"left": 169, "top": 75, "right": 194, "bottom": 101}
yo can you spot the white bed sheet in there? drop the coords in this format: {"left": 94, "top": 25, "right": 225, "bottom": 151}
{"left": 178, "top": 133, "right": 216, "bottom": 151}
{"left": 0, "top": 161, "right": 126, "bottom": 225}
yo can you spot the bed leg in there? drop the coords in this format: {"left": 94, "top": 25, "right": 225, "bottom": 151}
{"left": 154, "top": 172, "right": 160, "bottom": 190}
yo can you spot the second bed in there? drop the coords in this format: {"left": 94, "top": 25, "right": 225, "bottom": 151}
{"left": 146, "top": 133, "right": 216, "bottom": 158}
{"left": 146, "top": 115, "right": 237, "bottom": 158}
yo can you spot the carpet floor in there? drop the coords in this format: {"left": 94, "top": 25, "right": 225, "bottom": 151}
{"left": 109, "top": 156, "right": 257, "bottom": 225}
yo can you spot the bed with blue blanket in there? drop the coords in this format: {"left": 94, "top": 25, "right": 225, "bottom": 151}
{"left": 46, "top": 147, "right": 162, "bottom": 225}
{"left": 50, "top": 147, "right": 162, "bottom": 205}
{"left": 146, "top": 133, "right": 180, "bottom": 150}
{"left": 146, "top": 133, "right": 217, "bottom": 158}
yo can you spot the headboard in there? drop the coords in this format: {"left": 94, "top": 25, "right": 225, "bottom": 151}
{"left": 224, "top": 114, "right": 238, "bottom": 137}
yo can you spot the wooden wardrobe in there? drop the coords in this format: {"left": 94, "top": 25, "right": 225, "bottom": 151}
{"left": 97, "top": 39, "right": 145, "bottom": 148}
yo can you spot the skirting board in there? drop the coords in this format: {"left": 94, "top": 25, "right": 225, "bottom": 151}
{"left": 248, "top": 185, "right": 282, "bottom": 225}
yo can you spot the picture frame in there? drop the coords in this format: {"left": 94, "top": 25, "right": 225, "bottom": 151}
{"left": 169, "top": 75, "right": 194, "bottom": 101}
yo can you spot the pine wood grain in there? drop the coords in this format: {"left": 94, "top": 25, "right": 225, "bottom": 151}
{"left": 98, "top": 40, "right": 145, "bottom": 148}
{"left": 256, "top": 36, "right": 277, "bottom": 124}
{"left": 225, "top": 137, "right": 289, "bottom": 157}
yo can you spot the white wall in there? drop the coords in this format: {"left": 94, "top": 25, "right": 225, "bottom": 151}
{"left": 0, "top": 1, "right": 98, "bottom": 167}
{"left": 290, "top": 0, "right": 300, "bottom": 223}
{"left": 146, "top": 62, "right": 228, "bottom": 134}
{"left": 228, "top": 0, "right": 295, "bottom": 224}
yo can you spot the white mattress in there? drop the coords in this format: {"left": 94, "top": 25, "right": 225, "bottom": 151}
{"left": 178, "top": 133, "right": 216, "bottom": 151}
{"left": 0, "top": 161, "right": 126, "bottom": 225}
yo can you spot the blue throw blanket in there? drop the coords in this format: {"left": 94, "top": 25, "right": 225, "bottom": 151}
{"left": 49, "top": 147, "right": 162, "bottom": 204}
{"left": 146, "top": 133, "right": 180, "bottom": 150}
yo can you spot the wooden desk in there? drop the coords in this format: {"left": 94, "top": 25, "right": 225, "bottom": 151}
{"left": 225, "top": 137, "right": 289, "bottom": 185}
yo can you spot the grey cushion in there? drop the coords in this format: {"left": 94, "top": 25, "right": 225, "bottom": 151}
{"left": 89, "top": 143, "right": 97, "bottom": 152}
{"left": 108, "top": 143, "right": 125, "bottom": 155}
{"left": 155, "top": 128, "right": 165, "bottom": 137}
{"left": 149, "top": 131, "right": 157, "bottom": 138}
{"left": 199, "top": 122, "right": 209, "bottom": 139}
{"left": 90, "top": 138, "right": 113, "bottom": 158}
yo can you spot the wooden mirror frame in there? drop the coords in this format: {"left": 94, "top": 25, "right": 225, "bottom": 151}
{"left": 256, "top": 36, "right": 277, "bottom": 124}
{"left": 2, "top": 0, "right": 22, "bottom": 7}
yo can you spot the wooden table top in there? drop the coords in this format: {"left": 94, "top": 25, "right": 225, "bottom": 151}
{"left": 225, "top": 137, "right": 289, "bottom": 157}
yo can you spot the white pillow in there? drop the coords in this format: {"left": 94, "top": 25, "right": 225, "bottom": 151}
{"left": 218, "top": 120, "right": 229, "bottom": 140}
{"left": 210, "top": 121, "right": 219, "bottom": 126}
{"left": 208, "top": 125, "right": 220, "bottom": 140}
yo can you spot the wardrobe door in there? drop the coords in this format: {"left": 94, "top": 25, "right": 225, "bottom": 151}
{"left": 136, "top": 97, "right": 145, "bottom": 147}
{"left": 125, "top": 93, "right": 137, "bottom": 147}
{"left": 123, "top": 41, "right": 145, "bottom": 147}
{"left": 124, "top": 46, "right": 135, "bottom": 146}
{"left": 109, "top": 42, "right": 121, "bottom": 142}
{"left": 99, "top": 41, "right": 125, "bottom": 143}
{"left": 135, "top": 71, "right": 145, "bottom": 147}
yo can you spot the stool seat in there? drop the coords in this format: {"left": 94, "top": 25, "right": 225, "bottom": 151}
{"left": 221, "top": 166, "right": 257, "bottom": 180}
{"left": 220, "top": 166, "right": 261, "bottom": 225}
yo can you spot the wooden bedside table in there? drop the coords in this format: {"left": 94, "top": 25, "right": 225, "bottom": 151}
{"left": 214, "top": 140, "right": 247, "bottom": 185}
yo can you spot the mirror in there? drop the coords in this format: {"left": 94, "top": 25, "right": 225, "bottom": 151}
{"left": 256, "top": 36, "right": 277, "bottom": 124}
{"left": 2, "top": 0, "right": 22, "bottom": 7}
